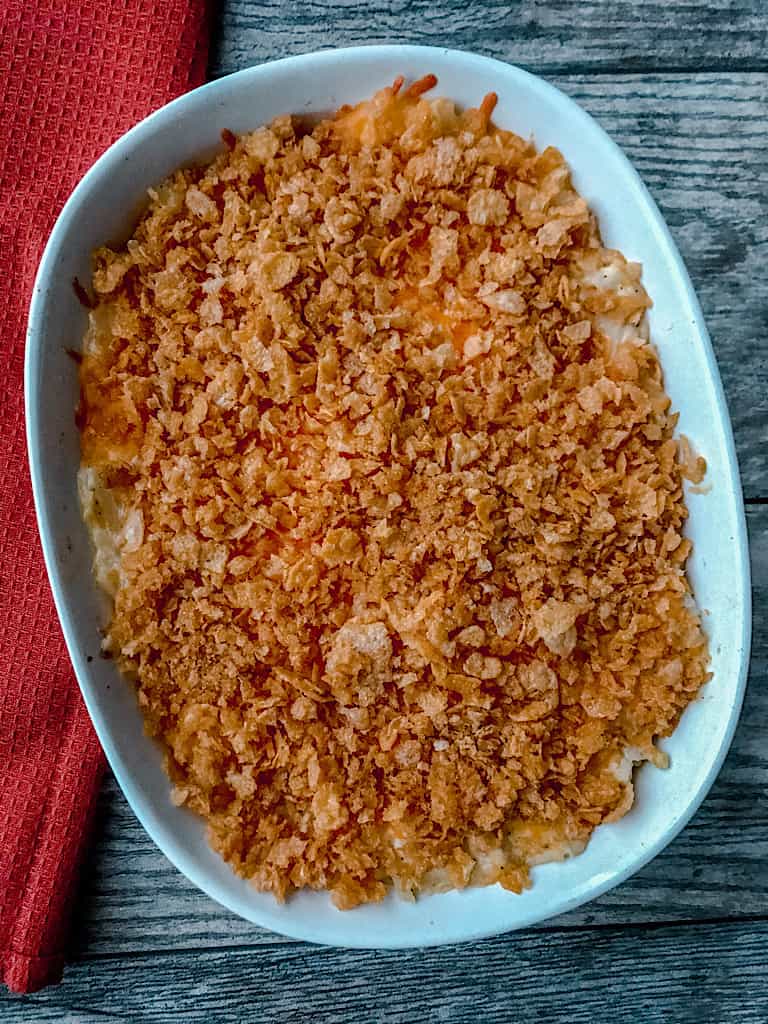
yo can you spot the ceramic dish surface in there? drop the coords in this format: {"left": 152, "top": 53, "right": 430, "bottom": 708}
{"left": 25, "top": 45, "right": 751, "bottom": 948}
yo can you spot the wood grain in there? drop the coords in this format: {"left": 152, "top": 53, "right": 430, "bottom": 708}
{"left": 3, "top": 6, "right": 766, "bottom": 1017}
{"left": 208, "top": 0, "right": 768, "bottom": 76}
{"left": 6, "top": 921, "right": 768, "bottom": 1023}
{"left": 62, "top": 505, "right": 766, "bottom": 956}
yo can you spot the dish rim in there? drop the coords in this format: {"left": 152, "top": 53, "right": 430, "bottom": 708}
{"left": 25, "top": 43, "right": 752, "bottom": 948}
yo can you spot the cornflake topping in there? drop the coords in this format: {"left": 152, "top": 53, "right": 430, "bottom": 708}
{"left": 78, "top": 76, "right": 710, "bottom": 908}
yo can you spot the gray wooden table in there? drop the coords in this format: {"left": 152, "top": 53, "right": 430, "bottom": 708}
{"left": 5, "top": 2, "right": 767, "bottom": 1021}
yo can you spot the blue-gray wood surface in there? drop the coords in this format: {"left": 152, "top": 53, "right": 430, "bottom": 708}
{"left": 4, "top": 2, "right": 767, "bottom": 1020}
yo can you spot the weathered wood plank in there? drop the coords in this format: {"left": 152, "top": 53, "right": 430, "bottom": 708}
{"left": 6, "top": 920, "right": 768, "bottom": 1023}
{"left": 66, "top": 506, "right": 767, "bottom": 955}
{"left": 208, "top": 0, "right": 768, "bottom": 77}
{"left": 3, "top": 4, "right": 765, "bottom": 1019}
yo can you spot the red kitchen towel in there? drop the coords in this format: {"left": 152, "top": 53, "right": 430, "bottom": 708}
{"left": 0, "top": 0, "right": 210, "bottom": 994}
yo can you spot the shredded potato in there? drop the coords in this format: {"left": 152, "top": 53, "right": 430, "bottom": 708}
{"left": 78, "top": 76, "right": 710, "bottom": 908}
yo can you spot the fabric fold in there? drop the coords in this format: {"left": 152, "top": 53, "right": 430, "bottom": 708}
{"left": 0, "top": 0, "right": 210, "bottom": 994}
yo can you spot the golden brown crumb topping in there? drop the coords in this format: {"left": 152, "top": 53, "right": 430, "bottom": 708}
{"left": 78, "top": 76, "right": 710, "bottom": 908}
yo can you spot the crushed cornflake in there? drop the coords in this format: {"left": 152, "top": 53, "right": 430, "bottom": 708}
{"left": 77, "top": 75, "right": 710, "bottom": 908}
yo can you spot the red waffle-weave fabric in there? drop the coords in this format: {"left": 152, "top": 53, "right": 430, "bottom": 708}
{"left": 0, "top": 0, "right": 210, "bottom": 994}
